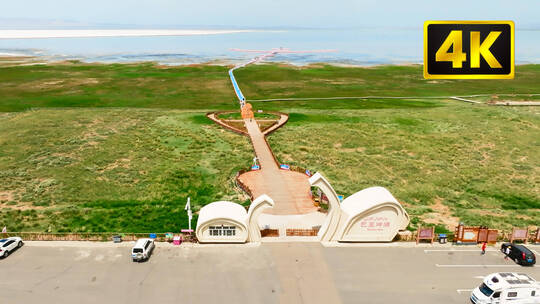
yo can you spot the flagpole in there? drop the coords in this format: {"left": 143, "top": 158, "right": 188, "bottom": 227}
{"left": 184, "top": 197, "right": 192, "bottom": 231}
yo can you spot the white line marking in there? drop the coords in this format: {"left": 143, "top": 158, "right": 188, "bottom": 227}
{"left": 436, "top": 264, "right": 538, "bottom": 268}
{"left": 424, "top": 249, "right": 497, "bottom": 253}
{"left": 473, "top": 276, "right": 485, "bottom": 279}
{"left": 457, "top": 289, "right": 473, "bottom": 294}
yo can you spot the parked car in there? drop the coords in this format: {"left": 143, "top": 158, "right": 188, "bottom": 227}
{"left": 0, "top": 237, "right": 24, "bottom": 258}
{"left": 501, "top": 243, "right": 536, "bottom": 266}
{"left": 131, "top": 238, "right": 155, "bottom": 262}
{"left": 470, "top": 272, "right": 540, "bottom": 303}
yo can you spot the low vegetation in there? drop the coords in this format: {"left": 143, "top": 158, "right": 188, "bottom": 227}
{"left": 268, "top": 102, "right": 539, "bottom": 230}
{"left": 0, "top": 61, "right": 538, "bottom": 232}
{"left": 0, "top": 109, "right": 252, "bottom": 232}
{"left": 0, "top": 62, "right": 538, "bottom": 112}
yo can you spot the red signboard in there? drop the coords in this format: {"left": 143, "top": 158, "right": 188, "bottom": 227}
{"left": 478, "top": 228, "right": 488, "bottom": 243}
{"left": 510, "top": 228, "right": 529, "bottom": 243}
{"left": 487, "top": 230, "right": 498, "bottom": 244}
{"left": 454, "top": 225, "right": 498, "bottom": 244}
{"left": 417, "top": 227, "right": 434, "bottom": 244}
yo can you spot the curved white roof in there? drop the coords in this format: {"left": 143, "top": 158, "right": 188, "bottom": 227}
{"left": 340, "top": 186, "right": 400, "bottom": 216}
{"left": 197, "top": 201, "right": 248, "bottom": 227}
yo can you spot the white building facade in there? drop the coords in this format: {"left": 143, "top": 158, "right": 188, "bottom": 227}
{"left": 309, "top": 173, "right": 409, "bottom": 242}
{"left": 196, "top": 195, "right": 274, "bottom": 243}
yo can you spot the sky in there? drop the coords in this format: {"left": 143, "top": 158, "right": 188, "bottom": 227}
{"left": 0, "top": 0, "right": 539, "bottom": 29}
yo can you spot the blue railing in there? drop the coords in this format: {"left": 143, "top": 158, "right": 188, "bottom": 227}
{"left": 228, "top": 68, "right": 245, "bottom": 105}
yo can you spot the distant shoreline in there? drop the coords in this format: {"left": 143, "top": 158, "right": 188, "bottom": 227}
{"left": 1, "top": 56, "right": 538, "bottom": 69}
{"left": 0, "top": 29, "right": 265, "bottom": 39}
{"left": 0, "top": 55, "right": 423, "bottom": 68}
{"left": 1, "top": 28, "right": 538, "bottom": 67}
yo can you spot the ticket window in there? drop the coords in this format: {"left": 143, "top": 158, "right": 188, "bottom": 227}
{"left": 209, "top": 225, "right": 236, "bottom": 236}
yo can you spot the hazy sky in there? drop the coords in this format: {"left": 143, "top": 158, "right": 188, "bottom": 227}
{"left": 1, "top": 0, "right": 539, "bottom": 29}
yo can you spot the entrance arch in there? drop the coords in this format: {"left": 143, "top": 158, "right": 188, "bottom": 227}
{"left": 308, "top": 172, "right": 409, "bottom": 242}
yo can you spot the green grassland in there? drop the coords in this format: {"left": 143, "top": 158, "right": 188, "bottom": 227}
{"left": 0, "top": 61, "right": 538, "bottom": 232}
{"left": 268, "top": 104, "right": 539, "bottom": 231}
{"left": 0, "top": 62, "right": 237, "bottom": 112}
{"left": 0, "top": 62, "right": 539, "bottom": 112}
{"left": 0, "top": 109, "right": 252, "bottom": 232}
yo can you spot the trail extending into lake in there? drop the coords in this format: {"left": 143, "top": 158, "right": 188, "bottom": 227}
{"left": 225, "top": 52, "right": 318, "bottom": 215}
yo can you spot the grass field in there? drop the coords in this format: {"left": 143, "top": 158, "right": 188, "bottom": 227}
{"left": 0, "top": 62, "right": 539, "bottom": 112}
{"left": 0, "top": 61, "right": 538, "bottom": 232}
{"left": 268, "top": 103, "right": 539, "bottom": 231}
{"left": 0, "top": 109, "right": 252, "bottom": 232}
{"left": 0, "top": 62, "right": 238, "bottom": 112}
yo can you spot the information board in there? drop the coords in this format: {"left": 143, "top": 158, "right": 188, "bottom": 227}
{"left": 416, "top": 227, "right": 435, "bottom": 244}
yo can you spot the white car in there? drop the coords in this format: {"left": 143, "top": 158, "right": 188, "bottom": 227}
{"left": 0, "top": 237, "right": 24, "bottom": 258}
{"left": 131, "top": 238, "right": 155, "bottom": 262}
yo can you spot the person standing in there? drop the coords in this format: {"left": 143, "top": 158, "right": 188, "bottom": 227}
{"left": 504, "top": 246, "right": 511, "bottom": 260}
{"left": 481, "top": 242, "right": 487, "bottom": 255}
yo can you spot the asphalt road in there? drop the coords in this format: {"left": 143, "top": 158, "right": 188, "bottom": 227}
{"left": 1, "top": 242, "right": 539, "bottom": 304}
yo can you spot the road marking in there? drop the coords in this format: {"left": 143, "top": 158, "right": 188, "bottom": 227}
{"left": 424, "top": 249, "right": 497, "bottom": 253}
{"left": 436, "top": 264, "right": 538, "bottom": 268}
{"left": 457, "top": 289, "right": 473, "bottom": 294}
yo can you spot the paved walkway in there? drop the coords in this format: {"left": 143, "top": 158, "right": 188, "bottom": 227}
{"left": 239, "top": 118, "right": 318, "bottom": 215}
{"left": 262, "top": 113, "right": 288, "bottom": 135}
{"left": 244, "top": 118, "right": 277, "bottom": 170}
{"left": 227, "top": 53, "right": 318, "bottom": 215}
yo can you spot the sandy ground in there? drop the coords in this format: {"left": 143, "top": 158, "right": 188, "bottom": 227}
{"left": 2, "top": 241, "right": 539, "bottom": 304}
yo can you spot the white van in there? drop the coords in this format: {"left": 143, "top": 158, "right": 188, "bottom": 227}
{"left": 471, "top": 272, "right": 540, "bottom": 303}
{"left": 131, "top": 238, "right": 155, "bottom": 262}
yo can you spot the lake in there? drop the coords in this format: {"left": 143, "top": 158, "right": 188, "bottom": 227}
{"left": 0, "top": 28, "right": 538, "bottom": 65}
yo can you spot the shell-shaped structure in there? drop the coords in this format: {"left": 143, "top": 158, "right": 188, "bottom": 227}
{"left": 309, "top": 173, "right": 409, "bottom": 242}
{"left": 337, "top": 187, "right": 409, "bottom": 242}
{"left": 196, "top": 195, "right": 274, "bottom": 243}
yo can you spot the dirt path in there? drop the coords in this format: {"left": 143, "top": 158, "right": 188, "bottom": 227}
{"left": 239, "top": 118, "right": 317, "bottom": 215}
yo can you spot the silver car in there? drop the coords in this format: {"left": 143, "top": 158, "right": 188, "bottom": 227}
{"left": 131, "top": 238, "right": 155, "bottom": 262}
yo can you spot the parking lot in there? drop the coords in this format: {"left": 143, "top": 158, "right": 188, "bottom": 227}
{"left": 1, "top": 241, "right": 539, "bottom": 304}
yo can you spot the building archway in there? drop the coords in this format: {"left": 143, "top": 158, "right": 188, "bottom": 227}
{"left": 309, "top": 173, "right": 409, "bottom": 242}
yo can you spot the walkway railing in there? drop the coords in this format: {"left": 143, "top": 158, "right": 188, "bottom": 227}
{"left": 228, "top": 67, "right": 246, "bottom": 105}
{"left": 228, "top": 53, "right": 274, "bottom": 107}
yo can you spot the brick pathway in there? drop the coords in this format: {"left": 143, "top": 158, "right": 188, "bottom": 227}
{"left": 239, "top": 118, "right": 318, "bottom": 215}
